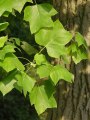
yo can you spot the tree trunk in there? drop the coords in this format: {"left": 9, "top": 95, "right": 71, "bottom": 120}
{"left": 42, "top": 0, "right": 90, "bottom": 120}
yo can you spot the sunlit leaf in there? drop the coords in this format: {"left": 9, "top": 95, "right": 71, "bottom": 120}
{"left": 24, "top": 3, "right": 57, "bottom": 33}
{"left": 50, "top": 65, "right": 74, "bottom": 84}
{"left": 34, "top": 53, "right": 48, "bottom": 65}
{"left": 35, "top": 20, "right": 73, "bottom": 58}
{"left": 0, "top": 53, "right": 25, "bottom": 72}
{"left": 0, "top": 45, "right": 15, "bottom": 60}
{"left": 16, "top": 71, "right": 36, "bottom": 96}
{"left": 0, "top": 36, "right": 7, "bottom": 48}
{"left": 30, "top": 80, "right": 57, "bottom": 114}
{"left": 0, "top": 0, "right": 32, "bottom": 16}
{"left": 37, "top": 64, "right": 53, "bottom": 78}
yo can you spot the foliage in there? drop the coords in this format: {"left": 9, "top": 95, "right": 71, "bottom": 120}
{"left": 0, "top": 0, "right": 88, "bottom": 115}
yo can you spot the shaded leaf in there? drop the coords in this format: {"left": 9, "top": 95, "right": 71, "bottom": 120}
{"left": 0, "top": 70, "right": 18, "bottom": 95}
{"left": 72, "top": 47, "right": 88, "bottom": 64}
{"left": 21, "top": 41, "right": 38, "bottom": 55}
{"left": 0, "top": 22, "right": 9, "bottom": 32}
{"left": 75, "top": 32, "right": 87, "bottom": 48}
{"left": 68, "top": 42, "right": 88, "bottom": 64}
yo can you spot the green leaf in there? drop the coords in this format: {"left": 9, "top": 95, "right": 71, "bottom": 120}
{"left": 37, "top": 64, "right": 53, "bottom": 78}
{"left": 24, "top": 3, "right": 57, "bottom": 33}
{"left": 50, "top": 65, "right": 74, "bottom": 84}
{"left": 72, "top": 47, "right": 88, "bottom": 64}
{"left": 0, "top": 70, "right": 17, "bottom": 95}
{"left": 34, "top": 53, "right": 48, "bottom": 65}
{"left": 0, "top": 80, "right": 16, "bottom": 96}
{"left": 0, "top": 45, "right": 15, "bottom": 60}
{"left": 35, "top": 20, "right": 73, "bottom": 58}
{"left": 30, "top": 81, "right": 57, "bottom": 114}
{"left": 68, "top": 41, "right": 88, "bottom": 64}
{"left": 75, "top": 32, "right": 87, "bottom": 48}
{"left": 0, "top": 53, "right": 25, "bottom": 72}
{"left": 14, "top": 38, "right": 21, "bottom": 46}
{"left": 0, "top": 22, "right": 9, "bottom": 32}
{"left": 0, "top": 69, "right": 35, "bottom": 96}
{"left": 16, "top": 71, "right": 36, "bottom": 96}
{"left": 0, "top": 0, "right": 32, "bottom": 16}
{"left": 21, "top": 41, "right": 38, "bottom": 55}
{"left": 0, "top": 36, "right": 7, "bottom": 48}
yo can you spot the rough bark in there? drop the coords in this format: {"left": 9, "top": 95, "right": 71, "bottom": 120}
{"left": 42, "top": 0, "right": 90, "bottom": 120}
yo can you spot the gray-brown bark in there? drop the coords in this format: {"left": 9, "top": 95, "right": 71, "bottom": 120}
{"left": 41, "top": 0, "right": 90, "bottom": 120}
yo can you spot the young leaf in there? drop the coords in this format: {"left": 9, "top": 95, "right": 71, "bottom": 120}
{"left": 0, "top": 22, "right": 9, "bottom": 32}
{"left": 0, "top": 36, "right": 7, "bottom": 48}
{"left": 35, "top": 20, "right": 73, "bottom": 58}
{"left": 24, "top": 3, "right": 57, "bottom": 33}
{"left": 30, "top": 81, "right": 57, "bottom": 114}
{"left": 34, "top": 53, "right": 48, "bottom": 65}
{"left": 50, "top": 65, "right": 74, "bottom": 85}
{"left": 0, "top": 0, "right": 32, "bottom": 16}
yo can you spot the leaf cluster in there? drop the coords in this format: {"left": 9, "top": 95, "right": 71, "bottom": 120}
{"left": 0, "top": 0, "right": 88, "bottom": 115}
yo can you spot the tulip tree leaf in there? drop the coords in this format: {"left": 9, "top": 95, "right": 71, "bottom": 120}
{"left": 0, "top": 45, "right": 15, "bottom": 60}
{"left": 37, "top": 64, "right": 53, "bottom": 78}
{"left": 68, "top": 33, "right": 88, "bottom": 64}
{"left": 24, "top": 3, "right": 57, "bottom": 33}
{"left": 50, "top": 65, "right": 74, "bottom": 85}
{"left": 34, "top": 53, "right": 48, "bottom": 65}
{"left": 72, "top": 47, "right": 88, "bottom": 64}
{"left": 0, "top": 0, "right": 32, "bottom": 16}
{"left": 30, "top": 81, "right": 57, "bottom": 115}
{"left": 0, "top": 70, "right": 18, "bottom": 96}
{"left": 0, "top": 53, "right": 25, "bottom": 72}
{"left": 0, "top": 80, "right": 16, "bottom": 96}
{"left": 35, "top": 20, "right": 73, "bottom": 58}
{"left": 0, "top": 1, "right": 88, "bottom": 116}
{"left": 16, "top": 71, "right": 36, "bottom": 97}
